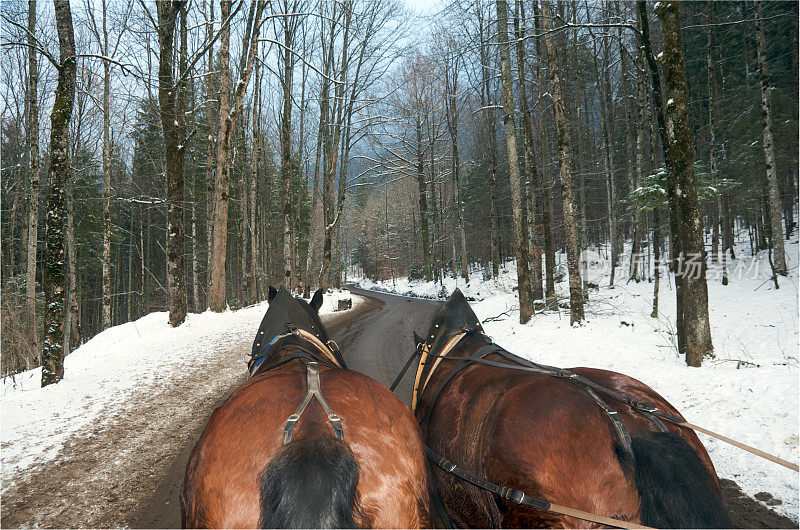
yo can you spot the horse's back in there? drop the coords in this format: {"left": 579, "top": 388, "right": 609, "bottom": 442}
{"left": 426, "top": 362, "right": 723, "bottom": 527}
{"left": 182, "top": 366, "right": 428, "bottom": 528}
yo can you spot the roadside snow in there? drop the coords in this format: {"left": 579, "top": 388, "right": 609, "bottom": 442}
{"left": 1, "top": 290, "right": 361, "bottom": 491}
{"left": 352, "top": 237, "right": 799, "bottom": 521}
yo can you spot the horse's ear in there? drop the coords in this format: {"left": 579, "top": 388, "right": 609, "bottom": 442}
{"left": 413, "top": 330, "right": 424, "bottom": 346}
{"left": 310, "top": 289, "right": 324, "bottom": 312}
{"left": 268, "top": 286, "right": 278, "bottom": 304}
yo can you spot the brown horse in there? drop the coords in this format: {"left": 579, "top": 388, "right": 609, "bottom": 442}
{"left": 411, "top": 290, "right": 730, "bottom": 528}
{"left": 181, "top": 287, "right": 429, "bottom": 528}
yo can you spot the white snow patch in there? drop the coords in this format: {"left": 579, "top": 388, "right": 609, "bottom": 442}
{"left": 1, "top": 289, "right": 361, "bottom": 491}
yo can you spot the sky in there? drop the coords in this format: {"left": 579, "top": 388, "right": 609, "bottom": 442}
{"left": 403, "top": 0, "right": 443, "bottom": 16}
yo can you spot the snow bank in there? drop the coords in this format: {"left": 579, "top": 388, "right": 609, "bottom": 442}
{"left": 1, "top": 289, "right": 361, "bottom": 489}
{"left": 352, "top": 237, "right": 799, "bottom": 520}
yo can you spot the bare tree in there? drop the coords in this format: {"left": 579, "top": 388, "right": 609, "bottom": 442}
{"left": 655, "top": 1, "right": 713, "bottom": 366}
{"left": 208, "top": 0, "right": 265, "bottom": 312}
{"left": 25, "top": 0, "right": 40, "bottom": 353}
{"left": 755, "top": 0, "right": 787, "bottom": 275}
{"left": 41, "top": 0, "right": 77, "bottom": 386}
{"left": 496, "top": 0, "right": 534, "bottom": 323}
{"left": 540, "top": 0, "right": 584, "bottom": 325}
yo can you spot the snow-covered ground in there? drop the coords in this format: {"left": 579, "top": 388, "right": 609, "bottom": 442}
{"left": 0, "top": 290, "right": 360, "bottom": 491}
{"left": 353, "top": 235, "right": 800, "bottom": 521}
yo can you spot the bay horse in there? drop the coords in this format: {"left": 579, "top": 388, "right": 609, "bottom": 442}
{"left": 181, "top": 287, "right": 429, "bottom": 528}
{"left": 410, "top": 289, "right": 730, "bottom": 528}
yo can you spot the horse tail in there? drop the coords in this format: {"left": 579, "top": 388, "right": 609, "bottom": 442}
{"left": 621, "top": 431, "right": 731, "bottom": 528}
{"left": 258, "top": 436, "right": 361, "bottom": 529}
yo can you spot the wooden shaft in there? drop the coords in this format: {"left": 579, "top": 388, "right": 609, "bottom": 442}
{"left": 548, "top": 502, "right": 653, "bottom": 529}
{"left": 682, "top": 421, "right": 799, "bottom": 472}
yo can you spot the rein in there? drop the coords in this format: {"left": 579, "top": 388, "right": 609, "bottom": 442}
{"left": 425, "top": 447, "right": 651, "bottom": 529}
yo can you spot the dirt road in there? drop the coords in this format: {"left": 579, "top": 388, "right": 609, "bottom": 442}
{"left": 1, "top": 288, "right": 794, "bottom": 528}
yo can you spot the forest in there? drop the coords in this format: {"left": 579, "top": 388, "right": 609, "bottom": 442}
{"left": 1, "top": 0, "right": 797, "bottom": 383}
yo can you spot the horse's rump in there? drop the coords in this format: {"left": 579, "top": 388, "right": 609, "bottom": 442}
{"left": 183, "top": 366, "right": 430, "bottom": 528}
{"left": 422, "top": 354, "right": 728, "bottom": 527}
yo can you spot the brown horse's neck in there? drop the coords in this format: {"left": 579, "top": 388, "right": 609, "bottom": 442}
{"left": 415, "top": 332, "right": 490, "bottom": 415}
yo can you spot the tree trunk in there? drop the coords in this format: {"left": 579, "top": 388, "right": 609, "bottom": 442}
{"left": 280, "top": 15, "right": 296, "bottom": 291}
{"left": 26, "top": 0, "right": 40, "bottom": 351}
{"left": 416, "top": 119, "right": 432, "bottom": 281}
{"left": 158, "top": 0, "right": 188, "bottom": 326}
{"left": 250, "top": 51, "right": 260, "bottom": 302}
{"left": 209, "top": 0, "right": 264, "bottom": 311}
{"left": 755, "top": 0, "right": 787, "bottom": 275}
{"left": 531, "top": 0, "right": 555, "bottom": 298}
{"left": 65, "top": 147, "right": 78, "bottom": 354}
{"left": 655, "top": 1, "right": 713, "bottom": 367}
{"left": 639, "top": 0, "right": 685, "bottom": 354}
{"left": 444, "top": 50, "right": 469, "bottom": 284}
{"left": 100, "top": 0, "right": 112, "bottom": 330}
{"left": 477, "top": 7, "right": 500, "bottom": 278}
{"left": 209, "top": 0, "right": 232, "bottom": 312}
{"left": 205, "top": 0, "right": 215, "bottom": 307}
{"left": 707, "top": 2, "right": 727, "bottom": 284}
{"left": 651, "top": 207, "right": 661, "bottom": 318}
{"left": 497, "top": 0, "right": 534, "bottom": 323}
{"left": 515, "top": 0, "right": 543, "bottom": 301}
{"left": 41, "top": 0, "right": 76, "bottom": 387}
{"left": 630, "top": 47, "right": 647, "bottom": 281}
{"left": 541, "top": 0, "right": 583, "bottom": 325}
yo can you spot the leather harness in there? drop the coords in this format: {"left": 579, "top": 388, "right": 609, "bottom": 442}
{"left": 248, "top": 325, "right": 344, "bottom": 445}
{"left": 394, "top": 330, "right": 671, "bottom": 529}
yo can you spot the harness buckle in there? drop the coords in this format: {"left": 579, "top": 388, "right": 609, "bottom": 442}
{"left": 557, "top": 369, "right": 577, "bottom": 379}
{"left": 506, "top": 489, "right": 525, "bottom": 504}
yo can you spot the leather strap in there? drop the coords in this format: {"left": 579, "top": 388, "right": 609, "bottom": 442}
{"left": 248, "top": 346, "right": 339, "bottom": 379}
{"left": 390, "top": 344, "right": 422, "bottom": 392}
{"left": 283, "top": 361, "right": 344, "bottom": 444}
{"left": 411, "top": 332, "right": 468, "bottom": 412}
{"left": 426, "top": 447, "right": 651, "bottom": 529}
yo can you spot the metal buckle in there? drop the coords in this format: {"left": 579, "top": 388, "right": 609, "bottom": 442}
{"left": 507, "top": 490, "right": 525, "bottom": 504}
